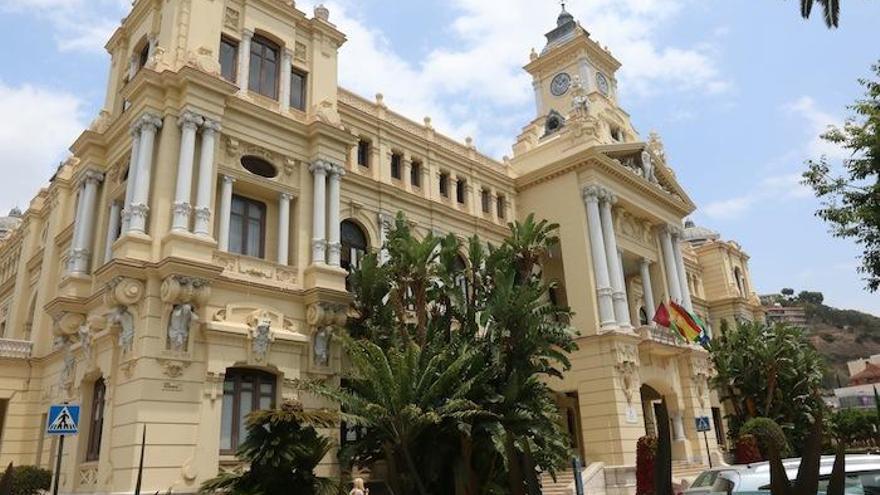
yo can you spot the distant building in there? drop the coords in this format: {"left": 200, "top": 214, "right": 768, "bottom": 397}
{"left": 764, "top": 303, "right": 808, "bottom": 328}
{"left": 833, "top": 355, "right": 880, "bottom": 410}
{"left": 0, "top": 208, "right": 22, "bottom": 241}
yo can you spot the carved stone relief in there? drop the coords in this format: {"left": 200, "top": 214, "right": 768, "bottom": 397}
{"left": 613, "top": 342, "right": 641, "bottom": 404}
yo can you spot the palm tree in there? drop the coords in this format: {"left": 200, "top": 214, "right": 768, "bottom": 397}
{"left": 797, "top": 0, "right": 840, "bottom": 28}
{"left": 302, "top": 335, "right": 490, "bottom": 495}
{"left": 199, "top": 400, "right": 339, "bottom": 495}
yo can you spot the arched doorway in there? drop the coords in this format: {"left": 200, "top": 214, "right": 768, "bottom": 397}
{"left": 640, "top": 383, "right": 665, "bottom": 438}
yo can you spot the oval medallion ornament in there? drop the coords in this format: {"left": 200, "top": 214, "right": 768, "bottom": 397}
{"left": 550, "top": 72, "right": 571, "bottom": 96}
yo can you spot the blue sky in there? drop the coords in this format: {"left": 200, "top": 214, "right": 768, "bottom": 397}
{"left": 0, "top": 0, "right": 878, "bottom": 313}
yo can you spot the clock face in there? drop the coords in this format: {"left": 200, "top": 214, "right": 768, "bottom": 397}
{"left": 596, "top": 72, "right": 610, "bottom": 96}
{"left": 550, "top": 72, "right": 571, "bottom": 96}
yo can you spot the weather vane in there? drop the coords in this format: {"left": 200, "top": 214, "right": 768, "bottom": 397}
{"left": 560, "top": 0, "right": 567, "bottom": 11}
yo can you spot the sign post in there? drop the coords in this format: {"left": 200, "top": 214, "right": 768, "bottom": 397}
{"left": 571, "top": 456, "right": 584, "bottom": 495}
{"left": 46, "top": 404, "right": 80, "bottom": 495}
{"left": 694, "top": 416, "right": 713, "bottom": 468}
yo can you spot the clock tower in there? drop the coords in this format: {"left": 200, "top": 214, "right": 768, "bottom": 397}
{"left": 524, "top": 6, "right": 624, "bottom": 134}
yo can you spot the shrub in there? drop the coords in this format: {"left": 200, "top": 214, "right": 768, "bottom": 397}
{"left": 832, "top": 409, "right": 877, "bottom": 444}
{"left": 9, "top": 466, "right": 52, "bottom": 495}
{"left": 636, "top": 436, "right": 657, "bottom": 495}
{"left": 741, "top": 417, "right": 790, "bottom": 458}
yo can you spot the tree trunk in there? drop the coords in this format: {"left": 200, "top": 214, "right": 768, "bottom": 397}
{"left": 826, "top": 442, "right": 846, "bottom": 495}
{"left": 400, "top": 442, "right": 429, "bottom": 495}
{"left": 504, "top": 431, "right": 526, "bottom": 495}
{"left": 383, "top": 442, "right": 402, "bottom": 495}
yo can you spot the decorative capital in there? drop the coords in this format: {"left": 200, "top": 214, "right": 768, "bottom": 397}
{"left": 242, "top": 28, "right": 255, "bottom": 40}
{"left": 81, "top": 169, "right": 105, "bottom": 187}
{"left": 136, "top": 112, "right": 164, "bottom": 132}
{"left": 222, "top": 175, "right": 236, "bottom": 185}
{"left": 330, "top": 163, "right": 346, "bottom": 178}
{"left": 280, "top": 192, "right": 294, "bottom": 202}
{"left": 309, "top": 160, "right": 331, "bottom": 175}
{"left": 178, "top": 110, "right": 204, "bottom": 129}
{"left": 306, "top": 302, "right": 348, "bottom": 327}
{"left": 201, "top": 118, "right": 222, "bottom": 133}
{"left": 582, "top": 184, "right": 603, "bottom": 203}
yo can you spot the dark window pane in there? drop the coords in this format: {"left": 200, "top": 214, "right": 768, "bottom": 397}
{"left": 229, "top": 195, "right": 266, "bottom": 258}
{"left": 249, "top": 36, "right": 279, "bottom": 99}
{"left": 481, "top": 189, "right": 490, "bottom": 213}
{"left": 220, "top": 38, "right": 238, "bottom": 82}
{"left": 290, "top": 71, "right": 307, "bottom": 110}
{"left": 439, "top": 173, "right": 449, "bottom": 197}
{"left": 86, "top": 378, "right": 106, "bottom": 461}
{"left": 497, "top": 195, "right": 506, "bottom": 219}
{"left": 357, "top": 140, "right": 370, "bottom": 167}
{"left": 391, "top": 153, "right": 402, "bottom": 180}
{"left": 220, "top": 369, "right": 276, "bottom": 453}
{"left": 456, "top": 179, "right": 466, "bottom": 203}
{"left": 341, "top": 220, "right": 368, "bottom": 291}
{"left": 411, "top": 162, "right": 421, "bottom": 187}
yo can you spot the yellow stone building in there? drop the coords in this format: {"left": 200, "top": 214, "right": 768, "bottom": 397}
{"left": 0, "top": 2, "right": 763, "bottom": 493}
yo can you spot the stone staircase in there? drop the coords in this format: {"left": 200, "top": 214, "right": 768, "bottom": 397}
{"left": 540, "top": 469, "right": 576, "bottom": 495}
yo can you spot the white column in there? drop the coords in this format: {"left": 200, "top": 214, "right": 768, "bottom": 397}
{"left": 237, "top": 29, "right": 254, "bottom": 95}
{"left": 309, "top": 161, "right": 328, "bottom": 264}
{"left": 659, "top": 227, "right": 682, "bottom": 302}
{"left": 672, "top": 229, "right": 693, "bottom": 312}
{"left": 673, "top": 413, "right": 686, "bottom": 441}
{"left": 128, "top": 113, "right": 163, "bottom": 235}
{"left": 277, "top": 192, "right": 292, "bottom": 265}
{"left": 194, "top": 119, "right": 221, "bottom": 237}
{"left": 69, "top": 171, "right": 104, "bottom": 275}
{"left": 640, "top": 259, "right": 656, "bottom": 325}
{"left": 120, "top": 126, "right": 142, "bottom": 233}
{"left": 582, "top": 186, "right": 616, "bottom": 330}
{"left": 172, "top": 110, "right": 203, "bottom": 232}
{"left": 599, "top": 191, "right": 631, "bottom": 328}
{"left": 217, "top": 175, "right": 235, "bottom": 252}
{"left": 279, "top": 49, "right": 293, "bottom": 112}
{"left": 67, "top": 183, "right": 87, "bottom": 273}
{"left": 327, "top": 164, "right": 344, "bottom": 267}
{"left": 103, "top": 200, "right": 122, "bottom": 264}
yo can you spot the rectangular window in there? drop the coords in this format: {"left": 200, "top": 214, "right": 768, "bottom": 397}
{"left": 220, "top": 370, "right": 276, "bottom": 453}
{"left": 391, "top": 152, "right": 402, "bottom": 180}
{"left": 229, "top": 195, "right": 266, "bottom": 258}
{"left": 357, "top": 139, "right": 371, "bottom": 167}
{"left": 219, "top": 37, "right": 238, "bottom": 82}
{"left": 439, "top": 173, "right": 449, "bottom": 198}
{"left": 497, "top": 194, "right": 506, "bottom": 219}
{"left": 290, "top": 69, "right": 307, "bottom": 111}
{"left": 481, "top": 189, "right": 491, "bottom": 213}
{"left": 85, "top": 378, "right": 106, "bottom": 462}
{"left": 410, "top": 161, "right": 422, "bottom": 187}
{"left": 249, "top": 36, "right": 279, "bottom": 99}
{"left": 456, "top": 178, "right": 466, "bottom": 204}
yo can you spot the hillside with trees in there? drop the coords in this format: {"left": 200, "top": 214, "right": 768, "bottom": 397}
{"left": 762, "top": 289, "right": 880, "bottom": 382}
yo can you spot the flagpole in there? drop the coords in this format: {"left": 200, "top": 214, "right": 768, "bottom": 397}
{"left": 134, "top": 424, "right": 146, "bottom": 495}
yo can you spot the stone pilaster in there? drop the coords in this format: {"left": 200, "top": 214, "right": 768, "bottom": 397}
{"left": 326, "top": 164, "right": 344, "bottom": 267}
{"left": 659, "top": 225, "right": 682, "bottom": 302}
{"left": 128, "top": 112, "right": 163, "bottom": 235}
{"left": 194, "top": 118, "right": 221, "bottom": 237}
{"left": 237, "top": 29, "right": 254, "bottom": 95}
{"left": 68, "top": 170, "right": 104, "bottom": 275}
{"left": 309, "top": 161, "right": 329, "bottom": 264}
{"left": 172, "top": 110, "right": 203, "bottom": 232}
{"left": 277, "top": 192, "right": 292, "bottom": 265}
{"left": 599, "top": 190, "right": 631, "bottom": 329}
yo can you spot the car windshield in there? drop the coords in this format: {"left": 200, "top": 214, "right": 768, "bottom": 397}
{"left": 692, "top": 471, "right": 723, "bottom": 488}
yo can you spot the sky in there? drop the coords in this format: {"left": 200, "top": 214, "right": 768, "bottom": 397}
{"left": 0, "top": 0, "right": 878, "bottom": 313}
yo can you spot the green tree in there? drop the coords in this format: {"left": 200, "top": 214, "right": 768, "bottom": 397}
{"left": 796, "top": 0, "right": 840, "bottom": 27}
{"left": 305, "top": 213, "right": 577, "bottom": 494}
{"left": 710, "top": 321, "right": 826, "bottom": 449}
{"left": 781, "top": 288, "right": 795, "bottom": 298}
{"left": 199, "top": 400, "right": 339, "bottom": 495}
{"left": 797, "top": 290, "right": 825, "bottom": 305}
{"left": 803, "top": 61, "right": 880, "bottom": 291}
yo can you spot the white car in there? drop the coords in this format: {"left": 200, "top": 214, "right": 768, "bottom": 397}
{"left": 687, "top": 454, "right": 880, "bottom": 494}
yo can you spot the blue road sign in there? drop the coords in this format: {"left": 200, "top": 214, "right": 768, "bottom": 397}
{"left": 695, "top": 416, "right": 711, "bottom": 432}
{"left": 47, "top": 404, "right": 80, "bottom": 435}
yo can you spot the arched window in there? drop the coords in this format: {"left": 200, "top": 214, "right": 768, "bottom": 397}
{"left": 341, "top": 221, "right": 368, "bottom": 290}
{"left": 248, "top": 35, "right": 279, "bottom": 99}
{"left": 734, "top": 267, "right": 744, "bottom": 296}
{"left": 639, "top": 307, "right": 649, "bottom": 326}
{"left": 85, "top": 378, "right": 106, "bottom": 461}
{"left": 220, "top": 369, "right": 276, "bottom": 453}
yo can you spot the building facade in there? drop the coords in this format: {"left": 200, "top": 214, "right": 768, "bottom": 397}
{"left": 0, "top": 2, "right": 763, "bottom": 494}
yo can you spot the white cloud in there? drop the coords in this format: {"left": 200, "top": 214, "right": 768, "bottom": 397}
{"left": 0, "top": 0, "right": 126, "bottom": 54}
{"left": 785, "top": 96, "right": 846, "bottom": 160}
{"left": 302, "top": 0, "right": 729, "bottom": 157}
{"left": 0, "top": 81, "right": 86, "bottom": 212}
{"left": 703, "top": 173, "right": 811, "bottom": 220}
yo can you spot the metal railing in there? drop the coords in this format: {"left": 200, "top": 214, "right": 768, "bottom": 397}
{"left": 0, "top": 338, "right": 33, "bottom": 359}
{"left": 637, "top": 325, "right": 682, "bottom": 346}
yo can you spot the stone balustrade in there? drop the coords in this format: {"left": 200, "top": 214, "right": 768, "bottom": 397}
{"left": 636, "top": 324, "right": 680, "bottom": 347}
{"left": 0, "top": 338, "right": 33, "bottom": 359}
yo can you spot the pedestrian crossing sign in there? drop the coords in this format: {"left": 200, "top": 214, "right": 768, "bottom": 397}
{"left": 46, "top": 404, "right": 80, "bottom": 435}
{"left": 695, "top": 416, "right": 711, "bottom": 432}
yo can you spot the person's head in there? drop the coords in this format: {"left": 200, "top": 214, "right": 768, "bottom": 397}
{"left": 353, "top": 478, "right": 365, "bottom": 490}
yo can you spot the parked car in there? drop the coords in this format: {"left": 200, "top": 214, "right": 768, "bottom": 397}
{"left": 688, "top": 454, "right": 880, "bottom": 494}
{"left": 685, "top": 467, "right": 743, "bottom": 494}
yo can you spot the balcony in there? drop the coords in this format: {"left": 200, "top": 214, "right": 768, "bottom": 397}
{"left": 636, "top": 325, "right": 687, "bottom": 356}
{"left": 0, "top": 338, "right": 33, "bottom": 359}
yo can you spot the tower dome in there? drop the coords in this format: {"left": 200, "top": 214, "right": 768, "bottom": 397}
{"left": 0, "top": 208, "right": 23, "bottom": 240}
{"left": 682, "top": 219, "right": 720, "bottom": 246}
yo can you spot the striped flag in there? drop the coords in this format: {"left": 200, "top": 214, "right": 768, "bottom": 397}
{"left": 653, "top": 301, "right": 707, "bottom": 344}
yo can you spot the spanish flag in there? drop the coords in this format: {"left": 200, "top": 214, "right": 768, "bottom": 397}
{"left": 653, "top": 301, "right": 706, "bottom": 344}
